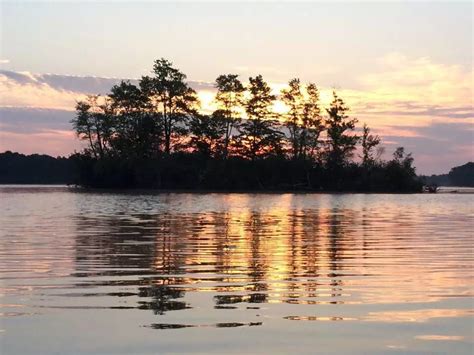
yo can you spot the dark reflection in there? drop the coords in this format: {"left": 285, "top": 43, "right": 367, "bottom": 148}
{"left": 148, "top": 323, "right": 194, "bottom": 329}
{"left": 74, "top": 213, "right": 191, "bottom": 315}
{"left": 146, "top": 322, "right": 263, "bottom": 329}
{"left": 137, "top": 287, "right": 190, "bottom": 314}
{"left": 284, "top": 316, "right": 350, "bottom": 321}
{"left": 72, "top": 202, "right": 360, "bottom": 321}
{"left": 214, "top": 293, "right": 267, "bottom": 305}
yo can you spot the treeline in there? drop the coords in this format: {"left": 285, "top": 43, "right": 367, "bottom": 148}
{"left": 0, "top": 151, "right": 75, "bottom": 184}
{"left": 422, "top": 162, "right": 474, "bottom": 187}
{"left": 71, "top": 58, "right": 422, "bottom": 192}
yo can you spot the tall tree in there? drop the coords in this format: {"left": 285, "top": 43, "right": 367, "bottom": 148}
{"left": 360, "top": 123, "right": 381, "bottom": 167}
{"left": 72, "top": 95, "right": 113, "bottom": 159}
{"left": 140, "top": 58, "right": 199, "bottom": 154}
{"left": 213, "top": 74, "right": 245, "bottom": 158}
{"left": 189, "top": 114, "right": 226, "bottom": 158}
{"left": 325, "top": 91, "right": 359, "bottom": 167}
{"left": 238, "top": 75, "right": 283, "bottom": 160}
{"left": 386, "top": 147, "right": 419, "bottom": 191}
{"left": 108, "top": 80, "right": 159, "bottom": 158}
{"left": 281, "top": 80, "right": 324, "bottom": 160}
{"left": 281, "top": 78, "right": 304, "bottom": 159}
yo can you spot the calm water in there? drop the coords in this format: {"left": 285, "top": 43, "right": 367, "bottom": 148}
{"left": 0, "top": 186, "right": 472, "bottom": 354}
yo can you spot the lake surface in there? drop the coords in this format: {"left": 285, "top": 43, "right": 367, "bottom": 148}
{"left": 0, "top": 186, "right": 472, "bottom": 354}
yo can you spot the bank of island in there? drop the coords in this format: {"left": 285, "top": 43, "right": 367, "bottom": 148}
{"left": 4, "top": 59, "right": 471, "bottom": 192}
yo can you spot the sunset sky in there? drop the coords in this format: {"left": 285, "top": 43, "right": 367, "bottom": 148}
{"left": 0, "top": 1, "right": 472, "bottom": 174}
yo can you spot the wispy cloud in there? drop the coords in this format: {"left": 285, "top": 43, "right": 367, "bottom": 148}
{"left": 0, "top": 69, "right": 214, "bottom": 111}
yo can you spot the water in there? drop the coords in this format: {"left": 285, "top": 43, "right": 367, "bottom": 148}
{"left": 0, "top": 186, "right": 472, "bottom": 354}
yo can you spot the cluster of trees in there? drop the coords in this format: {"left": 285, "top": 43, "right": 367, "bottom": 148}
{"left": 0, "top": 151, "right": 75, "bottom": 184}
{"left": 71, "top": 58, "right": 422, "bottom": 191}
{"left": 422, "top": 162, "right": 474, "bottom": 187}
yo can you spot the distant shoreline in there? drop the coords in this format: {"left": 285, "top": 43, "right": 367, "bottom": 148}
{"left": 2, "top": 183, "right": 474, "bottom": 194}
{"left": 2, "top": 151, "right": 472, "bottom": 192}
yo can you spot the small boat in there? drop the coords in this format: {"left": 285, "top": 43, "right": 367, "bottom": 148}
{"left": 423, "top": 184, "right": 438, "bottom": 193}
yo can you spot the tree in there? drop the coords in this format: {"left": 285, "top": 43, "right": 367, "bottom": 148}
{"left": 72, "top": 95, "right": 113, "bottom": 159}
{"left": 301, "top": 83, "right": 325, "bottom": 160}
{"left": 325, "top": 91, "right": 359, "bottom": 167}
{"left": 281, "top": 78, "right": 304, "bottom": 159}
{"left": 189, "top": 114, "right": 226, "bottom": 158}
{"left": 448, "top": 162, "right": 474, "bottom": 187}
{"left": 69, "top": 58, "right": 424, "bottom": 192}
{"left": 360, "top": 123, "right": 381, "bottom": 167}
{"left": 238, "top": 75, "right": 284, "bottom": 160}
{"left": 213, "top": 74, "right": 245, "bottom": 158}
{"left": 140, "top": 58, "right": 199, "bottom": 154}
{"left": 108, "top": 80, "right": 160, "bottom": 158}
{"left": 385, "top": 147, "right": 421, "bottom": 191}
{"left": 281, "top": 80, "right": 324, "bottom": 160}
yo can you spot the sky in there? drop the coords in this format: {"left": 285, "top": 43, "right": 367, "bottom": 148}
{"left": 0, "top": 1, "right": 472, "bottom": 174}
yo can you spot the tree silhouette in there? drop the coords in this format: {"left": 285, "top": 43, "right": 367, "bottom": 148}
{"left": 325, "top": 91, "right": 359, "bottom": 168}
{"left": 213, "top": 74, "right": 246, "bottom": 159}
{"left": 281, "top": 78, "right": 304, "bottom": 159}
{"left": 72, "top": 95, "right": 113, "bottom": 159}
{"left": 448, "top": 162, "right": 474, "bottom": 187}
{"left": 238, "top": 75, "right": 284, "bottom": 160}
{"left": 281, "top": 79, "right": 324, "bottom": 160}
{"left": 109, "top": 81, "right": 160, "bottom": 158}
{"left": 140, "top": 58, "right": 199, "bottom": 154}
{"left": 69, "top": 58, "right": 423, "bottom": 192}
{"left": 189, "top": 114, "right": 226, "bottom": 158}
{"left": 360, "top": 124, "right": 381, "bottom": 167}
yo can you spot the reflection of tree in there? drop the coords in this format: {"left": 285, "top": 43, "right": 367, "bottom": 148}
{"left": 246, "top": 212, "right": 270, "bottom": 298}
{"left": 284, "top": 210, "right": 323, "bottom": 303}
{"left": 73, "top": 203, "right": 357, "bottom": 315}
{"left": 326, "top": 208, "right": 345, "bottom": 299}
{"left": 74, "top": 213, "right": 189, "bottom": 315}
{"left": 74, "top": 214, "right": 158, "bottom": 272}
{"left": 138, "top": 283, "right": 188, "bottom": 315}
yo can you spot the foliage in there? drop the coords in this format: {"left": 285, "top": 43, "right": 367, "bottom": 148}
{"left": 213, "top": 74, "right": 246, "bottom": 158}
{"left": 421, "top": 162, "right": 474, "bottom": 187}
{"left": 448, "top": 162, "right": 474, "bottom": 187}
{"left": 325, "top": 91, "right": 359, "bottom": 167}
{"left": 0, "top": 151, "right": 76, "bottom": 184}
{"left": 281, "top": 79, "right": 324, "bottom": 160}
{"left": 68, "top": 58, "right": 424, "bottom": 192}
{"left": 360, "top": 124, "right": 381, "bottom": 167}
{"left": 188, "top": 114, "right": 226, "bottom": 158}
{"left": 139, "top": 58, "right": 199, "bottom": 154}
{"left": 237, "top": 75, "right": 284, "bottom": 160}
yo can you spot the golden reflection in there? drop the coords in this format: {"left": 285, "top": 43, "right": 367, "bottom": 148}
{"left": 365, "top": 309, "right": 473, "bottom": 323}
{"left": 284, "top": 316, "right": 357, "bottom": 321}
{"left": 414, "top": 335, "right": 465, "bottom": 341}
{"left": 71, "top": 194, "right": 474, "bottom": 317}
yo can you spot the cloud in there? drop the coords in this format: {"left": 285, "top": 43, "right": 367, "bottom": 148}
{"left": 0, "top": 70, "right": 86, "bottom": 110}
{"left": 0, "top": 107, "right": 74, "bottom": 134}
{"left": 0, "top": 69, "right": 214, "bottom": 111}
{"left": 0, "top": 107, "right": 81, "bottom": 157}
{"left": 381, "top": 122, "right": 473, "bottom": 174}
{"left": 234, "top": 65, "right": 290, "bottom": 79}
{"left": 338, "top": 53, "right": 473, "bottom": 128}
{"left": 359, "top": 52, "right": 472, "bottom": 104}
{"left": 0, "top": 59, "right": 9, "bottom": 65}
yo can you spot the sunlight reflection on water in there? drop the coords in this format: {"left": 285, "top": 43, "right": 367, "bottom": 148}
{"left": 0, "top": 186, "right": 472, "bottom": 354}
